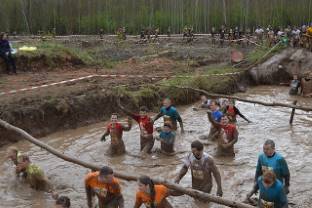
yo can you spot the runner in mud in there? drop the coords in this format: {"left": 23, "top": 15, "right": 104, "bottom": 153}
{"left": 207, "top": 111, "right": 239, "bottom": 157}
{"left": 118, "top": 102, "right": 154, "bottom": 154}
{"left": 291, "top": 27, "right": 301, "bottom": 48}
{"left": 16, "top": 155, "right": 52, "bottom": 191}
{"left": 174, "top": 140, "right": 223, "bottom": 197}
{"left": 153, "top": 98, "right": 184, "bottom": 133}
{"left": 221, "top": 99, "right": 251, "bottom": 123}
{"left": 85, "top": 166, "right": 124, "bottom": 208}
{"left": 155, "top": 123, "right": 176, "bottom": 154}
{"left": 255, "top": 26, "right": 264, "bottom": 43}
{"left": 193, "top": 95, "right": 211, "bottom": 111}
{"left": 246, "top": 170, "right": 288, "bottom": 208}
{"left": 289, "top": 74, "right": 301, "bottom": 95}
{"left": 268, "top": 29, "right": 276, "bottom": 47}
{"left": 134, "top": 175, "right": 174, "bottom": 208}
{"left": 201, "top": 100, "right": 223, "bottom": 140}
{"left": 255, "top": 140, "right": 290, "bottom": 195}
{"left": 100, "top": 113, "right": 132, "bottom": 155}
{"left": 0, "top": 32, "right": 17, "bottom": 74}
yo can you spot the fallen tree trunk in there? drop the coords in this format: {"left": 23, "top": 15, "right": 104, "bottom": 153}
{"left": 0, "top": 119, "right": 254, "bottom": 208}
{"left": 171, "top": 86, "right": 312, "bottom": 112}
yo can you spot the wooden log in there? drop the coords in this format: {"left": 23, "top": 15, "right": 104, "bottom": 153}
{"left": 289, "top": 100, "right": 298, "bottom": 124}
{"left": 169, "top": 86, "right": 312, "bottom": 112}
{"left": 0, "top": 118, "right": 254, "bottom": 208}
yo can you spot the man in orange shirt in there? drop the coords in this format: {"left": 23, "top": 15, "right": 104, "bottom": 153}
{"left": 134, "top": 176, "right": 173, "bottom": 208}
{"left": 85, "top": 166, "right": 124, "bottom": 208}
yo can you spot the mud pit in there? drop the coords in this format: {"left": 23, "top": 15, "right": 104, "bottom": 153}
{"left": 0, "top": 86, "right": 311, "bottom": 208}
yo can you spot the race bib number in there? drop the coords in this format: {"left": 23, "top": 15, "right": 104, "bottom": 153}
{"left": 94, "top": 187, "right": 108, "bottom": 198}
{"left": 144, "top": 202, "right": 156, "bottom": 208}
{"left": 193, "top": 170, "right": 204, "bottom": 180}
{"left": 261, "top": 199, "right": 274, "bottom": 208}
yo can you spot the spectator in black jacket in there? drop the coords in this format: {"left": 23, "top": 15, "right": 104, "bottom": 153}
{"left": 0, "top": 32, "right": 17, "bottom": 74}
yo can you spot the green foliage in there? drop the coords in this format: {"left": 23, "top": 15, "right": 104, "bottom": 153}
{"left": 1, "top": 0, "right": 312, "bottom": 34}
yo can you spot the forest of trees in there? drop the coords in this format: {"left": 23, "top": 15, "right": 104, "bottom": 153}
{"left": 1, "top": 0, "right": 312, "bottom": 35}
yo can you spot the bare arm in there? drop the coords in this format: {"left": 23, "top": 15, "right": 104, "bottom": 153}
{"left": 118, "top": 101, "right": 137, "bottom": 120}
{"left": 210, "top": 159, "right": 223, "bottom": 196}
{"left": 153, "top": 112, "right": 163, "bottom": 122}
{"left": 207, "top": 111, "right": 222, "bottom": 129}
{"left": 174, "top": 165, "right": 188, "bottom": 184}
{"left": 235, "top": 107, "right": 251, "bottom": 123}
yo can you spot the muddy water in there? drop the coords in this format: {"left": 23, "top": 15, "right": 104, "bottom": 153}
{"left": 0, "top": 86, "right": 311, "bottom": 208}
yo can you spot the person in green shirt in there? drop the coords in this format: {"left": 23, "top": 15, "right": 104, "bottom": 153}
{"left": 16, "top": 155, "right": 51, "bottom": 191}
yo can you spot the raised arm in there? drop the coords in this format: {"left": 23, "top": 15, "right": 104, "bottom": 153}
{"left": 153, "top": 112, "right": 163, "bottom": 123}
{"left": 207, "top": 111, "right": 222, "bottom": 129}
{"left": 118, "top": 100, "right": 138, "bottom": 120}
{"left": 234, "top": 106, "right": 251, "bottom": 123}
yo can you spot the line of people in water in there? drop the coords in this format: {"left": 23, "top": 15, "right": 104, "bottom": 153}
{"left": 7, "top": 96, "right": 291, "bottom": 208}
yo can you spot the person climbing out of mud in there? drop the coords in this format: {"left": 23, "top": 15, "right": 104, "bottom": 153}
{"left": 174, "top": 140, "right": 223, "bottom": 197}
{"left": 153, "top": 98, "right": 184, "bottom": 134}
{"left": 200, "top": 100, "right": 223, "bottom": 140}
{"left": 289, "top": 74, "right": 302, "bottom": 95}
{"left": 118, "top": 101, "right": 154, "bottom": 154}
{"left": 207, "top": 111, "right": 238, "bottom": 157}
{"left": 85, "top": 166, "right": 124, "bottom": 208}
{"left": 246, "top": 170, "right": 288, "bottom": 208}
{"left": 16, "top": 155, "right": 52, "bottom": 191}
{"left": 155, "top": 122, "right": 176, "bottom": 155}
{"left": 193, "top": 95, "right": 211, "bottom": 111}
{"left": 0, "top": 32, "right": 17, "bottom": 74}
{"left": 255, "top": 140, "right": 290, "bottom": 195}
{"left": 100, "top": 113, "right": 132, "bottom": 156}
{"left": 221, "top": 99, "right": 251, "bottom": 123}
{"left": 134, "top": 175, "right": 176, "bottom": 208}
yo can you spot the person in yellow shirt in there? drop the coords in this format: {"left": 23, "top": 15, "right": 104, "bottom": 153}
{"left": 85, "top": 166, "right": 124, "bottom": 208}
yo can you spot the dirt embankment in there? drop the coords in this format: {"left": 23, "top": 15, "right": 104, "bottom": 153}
{"left": 0, "top": 38, "right": 255, "bottom": 146}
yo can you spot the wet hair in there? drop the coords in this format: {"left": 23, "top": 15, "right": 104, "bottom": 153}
{"left": 264, "top": 139, "right": 275, "bottom": 149}
{"left": 139, "top": 106, "right": 148, "bottom": 112}
{"left": 100, "top": 166, "right": 113, "bottom": 176}
{"left": 138, "top": 176, "right": 156, "bottom": 208}
{"left": 263, "top": 170, "right": 276, "bottom": 183}
{"left": 56, "top": 196, "right": 71, "bottom": 208}
{"left": 191, "top": 140, "right": 204, "bottom": 151}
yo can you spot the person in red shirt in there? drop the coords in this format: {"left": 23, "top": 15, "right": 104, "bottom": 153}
{"left": 100, "top": 113, "right": 132, "bottom": 155}
{"left": 207, "top": 111, "right": 239, "bottom": 157}
{"left": 134, "top": 176, "right": 174, "bottom": 208}
{"left": 85, "top": 166, "right": 124, "bottom": 208}
{"left": 118, "top": 101, "right": 155, "bottom": 154}
{"left": 221, "top": 99, "right": 251, "bottom": 123}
